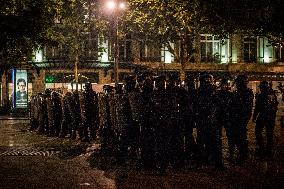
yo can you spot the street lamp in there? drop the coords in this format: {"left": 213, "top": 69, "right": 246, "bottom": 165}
{"left": 106, "top": 0, "right": 126, "bottom": 87}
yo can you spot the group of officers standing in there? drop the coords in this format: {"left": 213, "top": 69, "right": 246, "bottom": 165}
{"left": 29, "top": 72, "right": 279, "bottom": 172}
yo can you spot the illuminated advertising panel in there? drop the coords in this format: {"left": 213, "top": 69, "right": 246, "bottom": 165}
{"left": 14, "top": 69, "right": 28, "bottom": 108}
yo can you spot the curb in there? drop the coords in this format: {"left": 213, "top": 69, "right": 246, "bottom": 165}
{"left": 0, "top": 117, "right": 30, "bottom": 120}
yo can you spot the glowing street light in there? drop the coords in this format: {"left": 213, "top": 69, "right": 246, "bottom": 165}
{"left": 106, "top": 0, "right": 126, "bottom": 87}
{"left": 106, "top": 1, "right": 116, "bottom": 10}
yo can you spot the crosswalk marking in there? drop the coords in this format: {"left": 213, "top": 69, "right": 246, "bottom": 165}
{"left": 0, "top": 148, "right": 61, "bottom": 156}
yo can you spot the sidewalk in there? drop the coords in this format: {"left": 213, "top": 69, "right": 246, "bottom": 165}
{"left": 0, "top": 120, "right": 115, "bottom": 189}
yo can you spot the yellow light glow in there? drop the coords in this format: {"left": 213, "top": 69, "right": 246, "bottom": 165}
{"left": 106, "top": 1, "right": 115, "bottom": 10}
{"left": 119, "top": 2, "right": 126, "bottom": 9}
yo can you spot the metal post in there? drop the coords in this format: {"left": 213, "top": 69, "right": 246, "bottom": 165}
{"left": 74, "top": 27, "right": 79, "bottom": 91}
{"left": 74, "top": 56, "right": 79, "bottom": 90}
{"left": 114, "top": 6, "right": 119, "bottom": 87}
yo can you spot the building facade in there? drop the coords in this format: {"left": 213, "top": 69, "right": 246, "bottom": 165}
{"left": 1, "top": 33, "right": 284, "bottom": 113}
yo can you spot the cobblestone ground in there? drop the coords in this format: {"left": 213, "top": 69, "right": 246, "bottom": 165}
{"left": 0, "top": 114, "right": 283, "bottom": 189}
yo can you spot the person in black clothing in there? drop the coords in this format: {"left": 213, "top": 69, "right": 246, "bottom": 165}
{"left": 98, "top": 85, "right": 116, "bottom": 153}
{"left": 59, "top": 92, "right": 73, "bottom": 138}
{"left": 80, "top": 83, "right": 99, "bottom": 142}
{"left": 68, "top": 90, "right": 83, "bottom": 140}
{"left": 252, "top": 81, "right": 278, "bottom": 157}
{"left": 195, "top": 74, "right": 221, "bottom": 168}
{"left": 217, "top": 78, "right": 234, "bottom": 162}
{"left": 126, "top": 75, "right": 142, "bottom": 160}
{"left": 182, "top": 75, "right": 197, "bottom": 165}
{"left": 231, "top": 75, "right": 254, "bottom": 164}
{"left": 166, "top": 74, "right": 185, "bottom": 169}
{"left": 140, "top": 77, "right": 156, "bottom": 169}
{"left": 52, "top": 91, "right": 62, "bottom": 137}
{"left": 151, "top": 75, "right": 171, "bottom": 173}
{"left": 114, "top": 81, "right": 133, "bottom": 164}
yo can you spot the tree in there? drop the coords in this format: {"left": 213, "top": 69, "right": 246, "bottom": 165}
{"left": 203, "top": 0, "right": 284, "bottom": 42}
{"left": 47, "top": 0, "right": 112, "bottom": 84}
{"left": 0, "top": 0, "right": 62, "bottom": 68}
{"left": 125, "top": 0, "right": 210, "bottom": 65}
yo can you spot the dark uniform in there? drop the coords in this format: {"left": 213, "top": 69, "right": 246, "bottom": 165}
{"left": 29, "top": 95, "right": 39, "bottom": 131}
{"left": 150, "top": 75, "right": 172, "bottom": 172}
{"left": 98, "top": 85, "right": 115, "bottom": 153}
{"left": 217, "top": 79, "right": 234, "bottom": 162}
{"left": 140, "top": 77, "right": 156, "bottom": 169}
{"left": 60, "top": 92, "right": 73, "bottom": 138}
{"left": 183, "top": 75, "right": 197, "bottom": 162}
{"left": 68, "top": 90, "right": 83, "bottom": 140}
{"left": 37, "top": 92, "right": 48, "bottom": 135}
{"left": 166, "top": 75, "right": 186, "bottom": 169}
{"left": 195, "top": 74, "right": 222, "bottom": 167}
{"left": 45, "top": 89, "right": 54, "bottom": 136}
{"left": 231, "top": 75, "right": 254, "bottom": 164}
{"left": 276, "top": 82, "right": 284, "bottom": 128}
{"left": 80, "top": 83, "right": 99, "bottom": 141}
{"left": 114, "top": 83, "right": 133, "bottom": 163}
{"left": 52, "top": 91, "right": 62, "bottom": 137}
{"left": 252, "top": 81, "right": 278, "bottom": 157}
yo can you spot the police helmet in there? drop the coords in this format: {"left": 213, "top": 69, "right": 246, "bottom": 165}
{"left": 258, "top": 81, "right": 269, "bottom": 90}
{"left": 219, "top": 78, "right": 230, "bottom": 86}
{"left": 235, "top": 74, "right": 248, "bottom": 85}
{"left": 199, "top": 73, "right": 214, "bottom": 84}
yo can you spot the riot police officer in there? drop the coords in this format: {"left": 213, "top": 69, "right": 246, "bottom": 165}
{"left": 140, "top": 76, "right": 156, "bottom": 169}
{"left": 98, "top": 85, "right": 115, "bottom": 153}
{"left": 150, "top": 75, "right": 171, "bottom": 173}
{"left": 252, "top": 81, "right": 278, "bottom": 157}
{"left": 231, "top": 74, "right": 254, "bottom": 164}
{"left": 52, "top": 91, "right": 62, "bottom": 137}
{"left": 45, "top": 89, "right": 54, "bottom": 136}
{"left": 114, "top": 81, "right": 133, "bottom": 164}
{"left": 37, "top": 92, "right": 49, "bottom": 135}
{"left": 60, "top": 92, "right": 73, "bottom": 138}
{"left": 217, "top": 78, "right": 234, "bottom": 162}
{"left": 80, "top": 83, "right": 99, "bottom": 141}
{"left": 68, "top": 90, "right": 83, "bottom": 140}
{"left": 166, "top": 73, "right": 185, "bottom": 169}
{"left": 195, "top": 73, "right": 222, "bottom": 168}
{"left": 127, "top": 75, "right": 145, "bottom": 165}
{"left": 183, "top": 75, "right": 197, "bottom": 165}
{"left": 29, "top": 95, "right": 39, "bottom": 131}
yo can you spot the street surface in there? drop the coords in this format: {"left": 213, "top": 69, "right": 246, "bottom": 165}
{"left": 0, "top": 115, "right": 283, "bottom": 189}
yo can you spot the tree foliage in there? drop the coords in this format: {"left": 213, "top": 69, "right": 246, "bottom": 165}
{"left": 125, "top": 0, "right": 209, "bottom": 63}
{"left": 0, "top": 0, "right": 62, "bottom": 65}
{"left": 204, "top": 0, "right": 284, "bottom": 42}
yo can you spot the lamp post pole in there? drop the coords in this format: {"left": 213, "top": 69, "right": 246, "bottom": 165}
{"left": 106, "top": 0, "right": 125, "bottom": 87}
{"left": 114, "top": 7, "right": 119, "bottom": 87}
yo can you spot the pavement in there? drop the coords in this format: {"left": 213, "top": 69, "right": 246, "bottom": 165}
{"left": 0, "top": 117, "right": 283, "bottom": 189}
{"left": 0, "top": 119, "right": 115, "bottom": 189}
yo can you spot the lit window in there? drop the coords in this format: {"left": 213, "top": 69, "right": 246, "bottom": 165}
{"left": 200, "top": 34, "right": 220, "bottom": 63}
{"left": 161, "top": 42, "right": 174, "bottom": 63}
{"left": 98, "top": 37, "right": 109, "bottom": 62}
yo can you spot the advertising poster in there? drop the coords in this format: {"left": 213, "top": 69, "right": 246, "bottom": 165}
{"left": 14, "top": 69, "right": 28, "bottom": 108}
